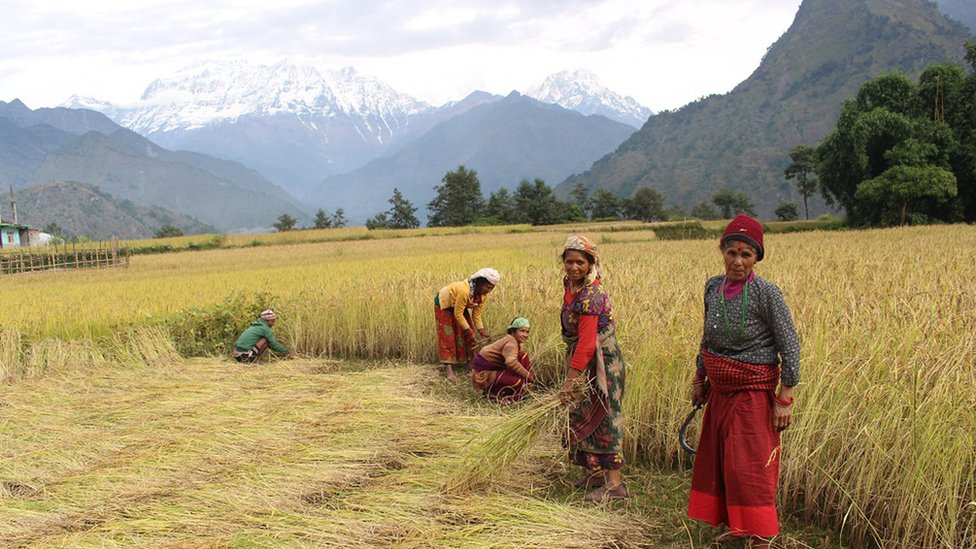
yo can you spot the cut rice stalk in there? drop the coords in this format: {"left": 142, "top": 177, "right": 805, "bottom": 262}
{"left": 443, "top": 392, "right": 569, "bottom": 493}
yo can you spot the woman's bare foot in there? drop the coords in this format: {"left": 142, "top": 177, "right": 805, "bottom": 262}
{"left": 444, "top": 364, "right": 458, "bottom": 382}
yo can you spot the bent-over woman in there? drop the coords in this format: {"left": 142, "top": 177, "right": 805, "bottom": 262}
{"left": 434, "top": 268, "right": 500, "bottom": 381}
{"left": 687, "top": 214, "right": 800, "bottom": 548}
{"left": 558, "top": 235, "right": 627, "bottom": 502}
{"left": 471, "top": 316, "right": 533, "bottom": 402}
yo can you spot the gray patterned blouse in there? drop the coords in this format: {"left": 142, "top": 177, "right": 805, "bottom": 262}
{"left": 696, "top": 274, "right": 800, "bottom": 387}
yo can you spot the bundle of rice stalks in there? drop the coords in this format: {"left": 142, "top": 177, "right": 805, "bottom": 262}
{"left": 443, "top": 391, "right": 569, "bottom": 494}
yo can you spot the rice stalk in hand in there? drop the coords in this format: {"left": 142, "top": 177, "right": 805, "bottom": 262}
{"left": 443, "top": 391, "right": 569, "bottom": 494}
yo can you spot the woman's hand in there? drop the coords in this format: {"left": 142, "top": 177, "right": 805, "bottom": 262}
{"left": 691, "top": 384, "right": 707, "bottom": 406}
{"left": 558, "top": 369, "right": 582, "bottom": 404}
{"left": 773, "top": 387, "right": 794, "bottom": 432}
{"left": 464, "top": 329, "right": 477, "bottom": 346}
{"left": 478, "top": 327, "right": 489, "bottom": 338}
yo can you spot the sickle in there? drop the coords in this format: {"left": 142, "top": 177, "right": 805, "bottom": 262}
{"left": 679, "top": 403, "right": 704, "bottom": 455}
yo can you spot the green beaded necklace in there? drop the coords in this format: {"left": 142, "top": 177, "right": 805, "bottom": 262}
{"left": 719, "top": 276, "right": 749, "bottom": 341}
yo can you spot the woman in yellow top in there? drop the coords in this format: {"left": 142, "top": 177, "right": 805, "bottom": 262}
{"left": 434, "top": 267, "right": 500, "bottom": 381}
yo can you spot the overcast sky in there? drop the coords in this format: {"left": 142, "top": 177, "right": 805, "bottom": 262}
{"left": 0, "top": 0, "right": 803, "bottom": 113}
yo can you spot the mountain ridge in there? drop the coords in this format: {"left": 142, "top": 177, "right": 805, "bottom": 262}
{"left": 0, "top": 100, "right": 309, "bottom": 232}
{"left": 313, "top": 92, "right": 635, "bottom": 222}
{"left": 62, "top": 61, "right": 651, "bottom": 199}
{"left": 558, "top": 0, "right": 974, "bottom": 217}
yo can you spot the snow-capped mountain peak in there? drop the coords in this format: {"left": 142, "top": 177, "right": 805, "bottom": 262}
{"left": 526, "top": 69, "right": 652, "bottom": 128}
{"left": 112, "top": 60, "right": 430, "bottom": 134}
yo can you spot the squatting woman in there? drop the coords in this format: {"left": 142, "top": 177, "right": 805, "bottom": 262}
{"left": 434, "top": 268, "right": 500, "bottom": 381}
{"left": 558, "top": 235, "right": 627, "bottom": 502}
{"left": 687, "top": 214, "right": 800, "bottom": 548}
{"left": 470, "top": 316, "right": 534, "bottom": 402}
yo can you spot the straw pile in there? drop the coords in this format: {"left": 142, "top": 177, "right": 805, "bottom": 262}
{"left": 443, "top": 392, "right": 569, "bottom": 494}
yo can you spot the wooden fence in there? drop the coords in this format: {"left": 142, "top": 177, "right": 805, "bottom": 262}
{"left": 0, "top": 240, "right": 129, "bottom": 275}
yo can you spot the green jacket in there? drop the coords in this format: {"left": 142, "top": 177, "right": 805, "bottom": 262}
{"left": 235, "top": 318, "right": 289, "bottom": 353}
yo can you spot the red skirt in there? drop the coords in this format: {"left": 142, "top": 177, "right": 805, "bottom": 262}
{"left": 435, "top": 304, "right": 473, "bottom": 365}
{"left": 687, "top": 350, "right": 781, "bottom": 538}
{"left": 470, "top": 353, "right": 531, "bottom": 402}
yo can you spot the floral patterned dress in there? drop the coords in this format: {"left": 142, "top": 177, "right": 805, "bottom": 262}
{"left": 561, "top": 278, "right": 626, "bottom": 471}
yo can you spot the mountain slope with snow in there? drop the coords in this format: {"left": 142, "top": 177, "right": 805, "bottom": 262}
{"left": 526, "top": 70, "right": 652, "bottom": 128}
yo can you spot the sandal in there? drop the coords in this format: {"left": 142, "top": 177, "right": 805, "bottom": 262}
{"left": 584, "top": 483, "right": 628, "bottom": 502}
{"left": 573, "top": 472, "right": 605, "bottom": 490}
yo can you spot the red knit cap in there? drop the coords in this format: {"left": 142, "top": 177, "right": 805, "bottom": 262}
{"left": 720, "top": 214, "right": 765, "bottom": 261}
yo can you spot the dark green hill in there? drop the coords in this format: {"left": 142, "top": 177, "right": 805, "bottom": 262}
{"left": 1, "top": 181, "right": 215, "bottom": 240}
{"left": 559, "top": 0, "right": 973, "bottom": 217}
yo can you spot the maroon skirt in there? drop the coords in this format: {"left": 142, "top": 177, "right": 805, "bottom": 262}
{"left": 470, "top": 353, "right": 531, "bottom": 402}
{"left": 687, "top": 349, "right": 781, "bottom": 538}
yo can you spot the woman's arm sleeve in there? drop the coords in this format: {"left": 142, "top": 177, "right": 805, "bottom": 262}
{"left": 765, "top": 285, "right": 801, "bottom": 387}
{"left": 569, "top": 315, "right": 598, "bottom": 372}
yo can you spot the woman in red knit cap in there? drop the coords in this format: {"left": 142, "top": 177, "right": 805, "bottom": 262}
{"left": 687, "top": 214, "right": 800, "bottom": 548}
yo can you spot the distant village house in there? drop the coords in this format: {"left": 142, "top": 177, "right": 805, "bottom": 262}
{"left": 0, "top": 223, "right": 48, "bottom": 248}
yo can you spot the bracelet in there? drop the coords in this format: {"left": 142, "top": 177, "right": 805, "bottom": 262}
{"left": 774, "top": 394, "right": 794, "bottom": 406}
{"left": 691, "top": 378, "right": 706, "bottom": 387}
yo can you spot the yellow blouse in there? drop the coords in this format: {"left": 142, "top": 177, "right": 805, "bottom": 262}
{"left": 437, "top": 280, "right": 490, "bottom": 332}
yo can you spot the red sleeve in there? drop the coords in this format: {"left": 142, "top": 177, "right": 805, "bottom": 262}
{"left": 569, "top": 315, "right": 598, "bottom": 372}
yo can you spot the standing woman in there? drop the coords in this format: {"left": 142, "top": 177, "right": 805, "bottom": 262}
{"left": 434, "top": 268, "right": 500, "bottom": 382}
{"left": 687, "top": 215, "right": 800, "bottom": 548}
{"left": 558, "top": 235, "right": 627, "bottom": 502}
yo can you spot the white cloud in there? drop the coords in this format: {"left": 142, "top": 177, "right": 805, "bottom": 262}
{"left": 0, "top": 0, "right": 802, "bottom": 111}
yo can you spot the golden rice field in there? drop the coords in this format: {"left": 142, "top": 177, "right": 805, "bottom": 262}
{"left": 0, "top": 222, "right": 974, "bottom": 547}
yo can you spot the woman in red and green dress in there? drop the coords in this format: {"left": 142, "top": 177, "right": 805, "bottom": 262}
{"left": 434, "top": 267, "right": 500, "bottom": 381}
{"left": 688, "top": 214, "right": 800, "bottom": 548}
{"left": 557, "top": 235, "right": 627, "bottom": 502}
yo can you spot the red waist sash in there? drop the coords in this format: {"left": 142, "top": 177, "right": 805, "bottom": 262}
{"left": 700, "top": 349, "right": 778, "bottom": 393}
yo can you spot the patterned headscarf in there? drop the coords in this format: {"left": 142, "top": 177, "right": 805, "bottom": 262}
{"left": 507, "top": 317, "right": 530, "bottom": 330}
{"left": 562, "top": 235, "right": 602, "bottom": 285}
{"left": 260, "top": 310, "right": 277, "bottom": 321}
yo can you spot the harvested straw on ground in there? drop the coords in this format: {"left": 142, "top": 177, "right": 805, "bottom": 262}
{"left": 443, "top": 391, "right": 570, "bottom": 493}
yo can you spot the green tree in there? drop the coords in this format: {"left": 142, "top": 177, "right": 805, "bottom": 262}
{"left": 590, "top": 189, "right": 621, "bottom": 219}
{"left": 513, "top": 179, "right": 563, "bottom": 225}
{"left": 387, "top": 188, "right": 420, "bottom": 229}
{"left": 365, "top": 211, "right": 390, "bottom": 230}
{"left": 623, "top": 187, "right": 665, "bottom": 221}
{"left": 784, "top": 145, "right": 819, "bottom": 219}
{"left": 816, "top": 65, "right": 976, "bottom": 225}
{"left": 774, "top": 201, "right": 799, "bottom": 221}
{"left": 154, "top": 224, "right": 184, "bottom": 238}
{"left": 313, "top": 209, "right": 333, "bottom": 229}
{"left": 427, "top": 165, "right": 484, "bottom": 227}
{"left": 712, "top": 189, "right": 755, "bottom": 218}
{"left": 690, "top": 201, "right": 720, "bottom": 220}
{"left": 273, "top": 213, "right": 297, "bottom": 232}
{"left": 483, "top": 187, "right": 519, "bottom": 224}
{"left": 569, "top": 181, "right": 591, "bottom": 219}
{"left": 331, "top": 208, "right": 347, "bottom": 228}
{"left": 854, "top": 165, "right": 957, "bottom": 225}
